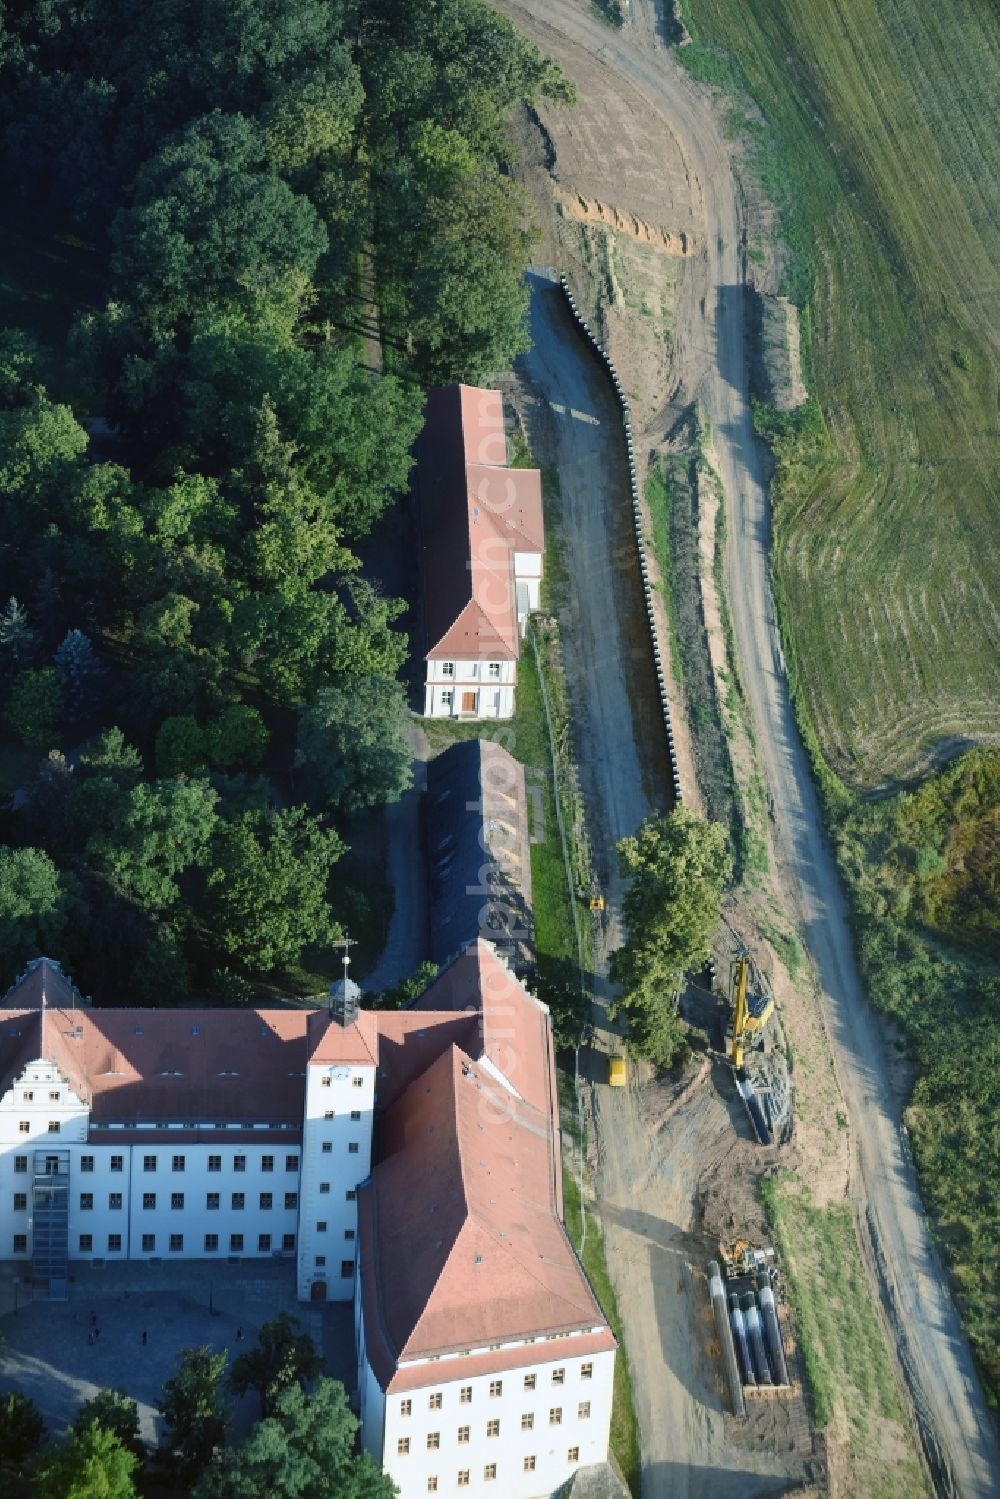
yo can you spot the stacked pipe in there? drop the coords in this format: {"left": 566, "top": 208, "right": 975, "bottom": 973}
{"left": 758, "top": 1281, "right": 790, "bottom": 1386}
{"left": 728, "top": 1292, "right": 755, "bottom": 1387}
{"left": 707, "top": 1261, "right": 745, "bottom": 1415}
{"left": 557, "top": 273, "right": 683, "bottom": 806}
{"left": 741, "top": 1292, "right": 773, "bottom": 1386}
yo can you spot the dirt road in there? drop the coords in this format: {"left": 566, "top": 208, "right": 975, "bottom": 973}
{"left": 498, "top": 2, "right": 1000, "bottom": 1496}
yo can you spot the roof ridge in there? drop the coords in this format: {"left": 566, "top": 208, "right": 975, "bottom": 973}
{"left": 424, "top": 598, "right": 514, "bottom": 659}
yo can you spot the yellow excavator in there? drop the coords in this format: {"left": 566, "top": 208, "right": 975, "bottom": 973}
{"left": 729, "top": 952, "right": 774, "bottom": 1070}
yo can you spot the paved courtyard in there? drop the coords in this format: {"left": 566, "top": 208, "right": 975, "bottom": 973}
{"left": 0, "top": 1259, "right": 355, "bottom": 1447}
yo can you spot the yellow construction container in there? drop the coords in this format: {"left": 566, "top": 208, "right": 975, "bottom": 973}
{"left": 608, "top": 1055, "right": 627, "bottom": 1087}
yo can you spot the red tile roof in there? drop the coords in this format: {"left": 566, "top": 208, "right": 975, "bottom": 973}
{"left": 416, "top": 385, "right": 544, "bottom": 662}
{"left": 359, "top": 1041, "right": 612, "bottom": 1389}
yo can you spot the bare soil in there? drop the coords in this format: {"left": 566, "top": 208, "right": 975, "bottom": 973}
{"left": 497, "top": 2, "right": 999, "bottom": 1496}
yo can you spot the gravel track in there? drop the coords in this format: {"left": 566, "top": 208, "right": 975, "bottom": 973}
{"left": 496, "top": 2, "right": 1000, "bottom": 1495}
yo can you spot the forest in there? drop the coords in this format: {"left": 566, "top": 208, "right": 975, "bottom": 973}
{"left": 0, "top": 0, "right": 570, "bottom": 1003}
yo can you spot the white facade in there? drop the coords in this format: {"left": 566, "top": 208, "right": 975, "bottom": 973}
{"left": 0, "top": 1054, "right": 378, "bottom": 1278}
{"left": 357, "top": 1315, "right": 615, "bottom": 1499}
{"left": 296, "top": 1056, "right": 375, "bottom": 1301}
{"left": 423, "top": 658, "right": 516, "bottom": 720}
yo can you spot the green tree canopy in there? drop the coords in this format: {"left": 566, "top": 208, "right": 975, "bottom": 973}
{"left": 206, "top": 808, "right": 343, "bottom": 972}
{"left": 229, "top": 1313, "right": 323, "bottom": 1419}
{"left": 195, "top": 1378, "right": 396, "bottom": 1499}
{"left": 74, "top": 1389, "right": 144, "bottom": 1460}
{"left": 112, "top": 111, "right": 328, "bottom": 333}
{"left": 88, "top": 777, "right": 219, "bottom": 911}
{"left": 158, "top": 1345, "right": 229, "bottom": 1485}
{"left": 5, "top": 666, "right": 62, "bottom": 750}
{"left": 0, "top": 847, "right": 82, "bottom": 973}
{"left": 295, "top": 676, "right": 412, "bottom": 813}
{"left": 0, "top": 1389, "right": 45, "bottom": 1463}
{"left": 610, "top": 807, "right": 732, "bottom": 1066}
{"left": 34, "top": 1420, "right": 138, "bottom": 1499}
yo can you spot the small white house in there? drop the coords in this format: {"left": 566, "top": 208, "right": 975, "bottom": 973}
{"left": 416, "top": 386, "right": 544, "bottom": 720}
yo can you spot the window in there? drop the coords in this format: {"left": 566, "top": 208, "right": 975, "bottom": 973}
{"left": 488, "top": 662, "right": 502, "bottom": 679}
{"left": 231, "top": 1192, "right": 245, "bottom": 1210}
{"left": 549, "top": 1408, "right": 562, "bottom": 1426}
{"left": 581, "top": 1362, "right": 593, "bottom": 1380}
{"left": 321, "top": 1141, "right": 332, "bottom": 1153}
{"left": 169, "top": 1234, "right": 183, "bottom": 1252}
{"left": 12, "top": 1193, "right": 26, "bottom": 1211}
{"left": 578, "top": 1402, "right": 591, "bottom": 1419}
{"left": 314, "top": 1255, "right": 325, "bottom": 1267}
{"left": 459, "top": 1386, "right": 472, "bottom": 1404}
{"left": 79, "top": 1193, "right": 93, "bottom": 1211}
{"left": 428, "top": 1393, "right": 443, "bottom": 1411}
{"left": 108, "top": 1233, "right": 122, "bottom": 1252}
{"left": 427, "top": 1433, "right": 440, "bottom": 1451}
{"left": 258, "top": 1233, "right": 271, "bottom": 1252}
{"left": 284, "top": 1192, "right": 297, "bottom": 1210}
{"left": 568, "top": 1447, "right": 580, "bottom": 1463}
{"left": 521, "top": 1413, "right": 534, "bottom": 1431}
{"left": 14, "top": 1156, "right": 26, "bottom": 1173}
{"left": 143, "top": 1156, "right": 156, "bottom": 1172}
{"left": 400, "top": 1399, "right": 412, "bottom": 1417}
{"left": 204, "top": 1233, "right": 219, "bottom": 1252}
{"left": 524, "top": 1456, "right": 536, "bottom": 1472}
{"left": 143, "top": 1193, "right": 156, "bottom": 1210}
{"left": 319, "top": 1181, "right": 330, "bottom": 1194}
{"left": 261, "top": 1155, "right": 274, "bottom": 1172}
{"left": 486, "top": 1419, "right": 500, "bottom": 1438}
{"left": 208, "top": 1155, "right": 221, "bottom": 1173}
{"left": 484, "top": 1466, "right": 496, "bottom": 1482}
{"left": 47, "top": 1120, "right": 60, "bottom": 1133}
{"left": 344, "top": 1188, "right": 357, "bottom": 1204}
{"left": 234, "top": 1155, "right": 246, "bottom": 1173}
{"left": 350, "top": 1110, "right": 361, "bottom": 1121}
{"left": 427, "top": 1481, "right": 438, "bottom": 1494}
{"left": 317, "top": 1221, "right": 327, "bottom": 1233}
{"left": 230, "top": 1234, "right": 244, "bottom": 1252}
{"left": 524, "top": 1374, "right": 536, "bottom": 1391}
{"left": 23, "top": 1091, "right": 33, "bottom": 1102}
{"left": 12, "top": 1234, "right": 27, "bottom": 1253}
{"left": 348, "top": 1141, "right": 361, "bottom": 1156}
{"left": 108, "top": 1192, "right": 122, "bottom": 1210}
{"left": 340, "top": 1259, "right": 354, "bottom": 1277}
{"left": 397, "top": 1439, "right": 410, "bottom": 1456}
{"left": 171, "top": 1192, "right": 184, "bottom": 1210}
{"left": 206, "top": 1193, "right": 220, "bottom": 1211}
{"left": 172, "top": 1155, "right": 185, "bottom": 1172}
{"left": 285, "top": 1155, "right": 298, "bottom": 1172}
{"left": 457, "top": 1426, "right": 470, "bottom": 1444}
{"left": 80, "top": 1155, "right": 94, "bottom": 1172}
{"left": 441, "top": 661, "right": 456, "bottom": 677}
{"left": 142, "top": 1234, "right": 155, "bottom": 1252}
{"left": 352, "top": 1077, "right": 363, "bottom": 1089}
{"left": 110, "top": 1155, "right": 123, "bottom": 1172}
{"left": 552, "top": 1368, "right": 565, "bottom": 1385}
{"left": 458, "top": 1473, "right": 470, "bottom": 1488}
{"left": 282, "top": 1233, "right": 296, "bottom": 1252}
{"left": 321, "top": 1076, "right": 332, "bottom": 1088}
{"left": 260, "top": 1193, "right": 272, "bottom": 1210}
{"left": 79, "top": 1233, "right": 92, "bottom": 1251}
{"left": 489, "top": 1381, "right": 502, "bottom": 1398}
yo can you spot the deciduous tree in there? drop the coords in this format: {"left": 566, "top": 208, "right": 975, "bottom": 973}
{"left": 295, "top": 676, "right": 412, "bottom": 813}
{"left": 33, "top": 1420, "right": 138, "bottom": 1499}
{"left": 229, "top": 1314, "right": 322, "bottom": 1418}
{"left": 158, "top": 1346, "right": 229, "bottom": 1485}
{"left": 610, "top": 807, "right": 732, "bottom": 1066}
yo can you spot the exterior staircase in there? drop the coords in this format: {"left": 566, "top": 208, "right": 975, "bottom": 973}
{"left": 32, "top": 1149, "right": 69, "bottom": 1299}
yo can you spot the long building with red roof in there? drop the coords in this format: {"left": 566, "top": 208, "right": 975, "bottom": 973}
{"left": 0, "top": 944, "right": 613, "bottom": 1497}
{"left": 415, "top": 385, "right": 544, "bottom": 719}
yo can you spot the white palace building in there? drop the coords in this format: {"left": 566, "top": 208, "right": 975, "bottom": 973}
{"left": 0, "top": 944, "right": 615, "bottom": 1498}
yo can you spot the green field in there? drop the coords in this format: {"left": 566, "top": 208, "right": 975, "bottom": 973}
{"left": 681, "top": 0, "right": 1000, "bottom": 791}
